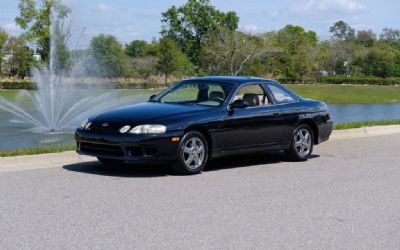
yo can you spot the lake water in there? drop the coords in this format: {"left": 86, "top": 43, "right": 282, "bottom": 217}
{"left": 1, "top": 101, "right": 400, "bottom": 150}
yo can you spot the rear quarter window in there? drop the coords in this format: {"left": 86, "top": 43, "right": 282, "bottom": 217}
{"left": 268, "top": 84, "right": 297, "bottom": 104}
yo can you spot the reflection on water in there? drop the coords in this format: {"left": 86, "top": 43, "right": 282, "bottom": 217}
{"left": 1, "top": 102, "right": 400, "bottom": 150}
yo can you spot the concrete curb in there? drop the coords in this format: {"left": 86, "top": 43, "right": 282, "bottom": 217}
{"left": 330, "top": 125, "right": 400, "bottom": 140}
{"left": 0, "top": 151, "right": 95, "bottom": 172}
{"left": 1, "top": 125, "right": 400, "bottom": 172}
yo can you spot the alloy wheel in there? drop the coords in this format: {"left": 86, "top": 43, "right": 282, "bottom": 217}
{"left": 183, "top": 137, "right": 205, "bottom": 170}
{"left": 294, "top": 128, "right": 312, "bottom": 157}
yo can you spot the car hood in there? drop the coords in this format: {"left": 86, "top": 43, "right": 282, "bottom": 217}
{"left": 90, "top": 102, "right": 212, "bottom": 125}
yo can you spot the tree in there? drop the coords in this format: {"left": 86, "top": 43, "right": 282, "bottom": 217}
{"left": 0, "top": 28, "right": 10, "bottom": 75}
{"left": 51, "top": 11, "right": 72, "bottom": 73}
{"left": 125, "top": 40, "right": 148, "bottom": 57}
{"left": 356, "top": 30, "right": 376, "bottom": 47}
{"left": 201, "top": 28, "right": 267, "bottom": 76}
{"left": 329, "top": 20, "right": 355, "bottom": 40}
{"left": 161, "top": 0, "right": 239, "bottom": 64}
{"left": 89, "top": 34, "right": 128, "bottom": 78}
{"left": 380, "top": 28, "right": 400, "bottom": 42}
{"left": 324, "top": 40, "right": 354, "bottom": 76}
{"left": 360, "top": 47, "right": 396, "bottom": 77}
{"left": 275, "top": 25, "right": 319, "bottom": 81}
{"left": 157, "top": 37, "right": 192, "bottom": 86}
{"left": 2, "top": 36, "right": 35, "bottom": 78}
{"left": 15, "top": 0, "right": 70, "bottom": 64}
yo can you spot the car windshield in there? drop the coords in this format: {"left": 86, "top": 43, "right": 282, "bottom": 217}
{"left": 155, "top": 81, "right": 235, "bottom": 107}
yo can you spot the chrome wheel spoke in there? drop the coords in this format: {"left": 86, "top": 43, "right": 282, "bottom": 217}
{"left": 184, "top": 147, "right": 192, "bottom": 154}
{"left": 185, "top": 155, "right": 194, "bottom": 166}
{"left": 193, "top": 154, "right": 200, "bottom": 166}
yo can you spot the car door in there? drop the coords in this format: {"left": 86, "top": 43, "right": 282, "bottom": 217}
{"left": 264, "top": 82, "right": 302, "bottom": 145}
{"left": 218, "top": 83, "right": 285, "bottom": 151}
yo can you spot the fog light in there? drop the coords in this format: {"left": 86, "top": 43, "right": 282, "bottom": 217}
{"left": 171, "top": 137, "right": 180, "bottom": 142}
{"left": 119, "top": 125, "right": 131, "bottom": 133}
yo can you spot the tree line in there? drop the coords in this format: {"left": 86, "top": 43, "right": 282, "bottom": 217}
{"left": 1, "top": 0, "right": 400, "bottom": 84}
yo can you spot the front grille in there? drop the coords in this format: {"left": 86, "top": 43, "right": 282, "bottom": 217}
{"left": 80, "top": 142, "right": 124, "bottom": 157}
{"left": 88, "top": 126, "right": 118, "bottom": 134}
{"left": 88, "top": 122, "right": 123, "bottom": 134}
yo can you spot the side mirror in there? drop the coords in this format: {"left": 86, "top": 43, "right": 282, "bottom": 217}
{"left": 228, "top": 99, "right": 248, "bottom": 114}
{"left": 148, "top": 94, "right": 157, "bottom": 102}
{"left": 230, "top": 99, "right": 249, "bottom": 109}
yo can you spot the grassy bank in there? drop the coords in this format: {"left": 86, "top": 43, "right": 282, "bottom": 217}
{"left": 1, "top": 120, "right": 400, "bottom": 157}
{"left": 2, "top": 84, "right": 400, "bottom": 104}
{"left": 287, "top": 84, "right": 400, "bottom": 103}
{"left": 0, "top": 89, "right": 19, "bottom": 100}
{"left": 333, "top": 120, "right": 400, "bottom": 130}
{"left": 0, "top": 144, "right": 75, "bottom": 157}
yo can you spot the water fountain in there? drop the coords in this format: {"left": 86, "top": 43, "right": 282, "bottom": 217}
{"left": 0, "top": 5, "right": 145, "bottom": 149}
{"left": 0, "top": 7, "right": 138, "bottom": 134}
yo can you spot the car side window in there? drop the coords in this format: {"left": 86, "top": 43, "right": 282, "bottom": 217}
{"left": 233, "top": 84, "right": 270, "bottom": 107}
{"left": 268, "top": 85, "right": 295, "bottom": 104}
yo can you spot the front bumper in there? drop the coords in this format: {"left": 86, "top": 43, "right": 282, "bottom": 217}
{"left": 75, "top": 128, "right": 183, "bottom": 163}
{"left": 317, "top": 121, "right": 333, "bottom": 144}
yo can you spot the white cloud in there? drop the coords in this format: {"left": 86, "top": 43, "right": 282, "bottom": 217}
{"left": 61, "top": 0, "right": 78, "bottom": 7}
{"left": 97, "top": 3, "right": 112, "bottom": 12}
{"left": 1, "top": 22, "right": 22, "bottom": 36}
{"left": 290, "top": 0, "right": 366, "bottom": 13}
{"left": 240, "top": 24, "right": 261, "bottom": 33}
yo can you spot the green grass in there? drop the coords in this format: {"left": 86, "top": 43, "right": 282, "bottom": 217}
{"left": 0, "top": 144, "right": 76, "bottom": 157}
{"left": 0, "top": 89, "right": 19, "bottom": 100}
{"left": 3, "top": 84, "right": 400, "bottom": 104}
{"left": 333, "top": 120, "right": 400, "bottom": 130}
{"left": 286, "top": 84, "right": 400, "bottom": 103}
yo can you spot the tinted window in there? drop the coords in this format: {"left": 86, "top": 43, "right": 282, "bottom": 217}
{"left": 233, "top": 84, "right": 270, "bottom": 106}
{"left": 157, "top": 81, "right": 235, "bottom": 106}
{"left": 268, "top": 85, "right": 296, "bottom": 104}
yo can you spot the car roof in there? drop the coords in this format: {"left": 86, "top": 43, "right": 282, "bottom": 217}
{"left": 186, "top": 76, "right": 279, "bottom": 85}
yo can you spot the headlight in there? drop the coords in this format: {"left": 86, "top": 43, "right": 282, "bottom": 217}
{"left": 81, "top": 119, "right": 91, "bottom": 129}
{"left": 129, "top": 125, "right": 166, "bottom": 134}
{"left": 81, "top": 119, "right": 89, "bottom": 128}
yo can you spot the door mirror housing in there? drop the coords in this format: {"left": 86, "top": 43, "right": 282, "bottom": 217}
{"left": 148, "top": 94, "right": 157, "bottom": 102}
{"left": 228, "top": 99, "right": 249, "bottom": 114}
{"left": 230, "top": 99, "right": 249, "bottom": 109}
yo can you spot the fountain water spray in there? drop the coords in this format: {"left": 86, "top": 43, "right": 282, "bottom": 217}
{"left": 0, "top": 4, "right": 139, "bottom": 133}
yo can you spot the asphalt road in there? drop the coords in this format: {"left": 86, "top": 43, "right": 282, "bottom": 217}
{"left": 1, "top": 134, "right": 400, "bottom": 249}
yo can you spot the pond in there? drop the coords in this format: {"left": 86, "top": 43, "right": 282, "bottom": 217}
{"left": 0, "top": 92, "right": 400, "bottom": 150}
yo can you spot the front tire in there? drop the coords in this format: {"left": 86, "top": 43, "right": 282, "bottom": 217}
{"left": 173, "top": 131, "right": 208, "bottom": 174}
{"left": 97, "top": 157, "right": 124, "bottom": 166}
{"left": 285, "top": 124, "right": 314, "bottom": 161}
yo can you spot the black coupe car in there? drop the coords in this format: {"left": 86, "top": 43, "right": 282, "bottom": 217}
{"left": 76, "top": 76, "right": 333, "bottom": 174}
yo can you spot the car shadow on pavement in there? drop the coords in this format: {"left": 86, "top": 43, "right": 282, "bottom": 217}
{"left": 206, "top": 151, "right": 319, "bottom": 172}
{"left": 63, "top": 161, "right": 170, "bottom": 178}
{"left": 63, "top": 151, "right": 320, "bottom": 178}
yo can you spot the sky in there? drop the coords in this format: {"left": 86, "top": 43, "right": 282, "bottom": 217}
{"left": 1, "top": 0, "right": 399, "bottom": 48}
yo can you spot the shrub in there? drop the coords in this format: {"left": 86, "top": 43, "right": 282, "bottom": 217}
{"left": 277, "top": 76, "right": 400, "bottom": 85}
{"left": 0, "top": 80, "right": 37, "bottom": 89}
{"left": 316, "top": 77, "right": 400, "bottom": 85}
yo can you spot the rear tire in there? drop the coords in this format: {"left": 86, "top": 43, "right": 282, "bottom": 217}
{"left": 285, "top": 124, "right": 314, "bottom": 161}
{"left": 97, "top": 157, "right": 124, "bottom": 166}
{"left": 173, "top": 131, "right": 208, "bottom": 175}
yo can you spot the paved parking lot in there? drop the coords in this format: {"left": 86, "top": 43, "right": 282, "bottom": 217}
{"left": 1, "top": 134, "right": 400, "bottom": 249}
